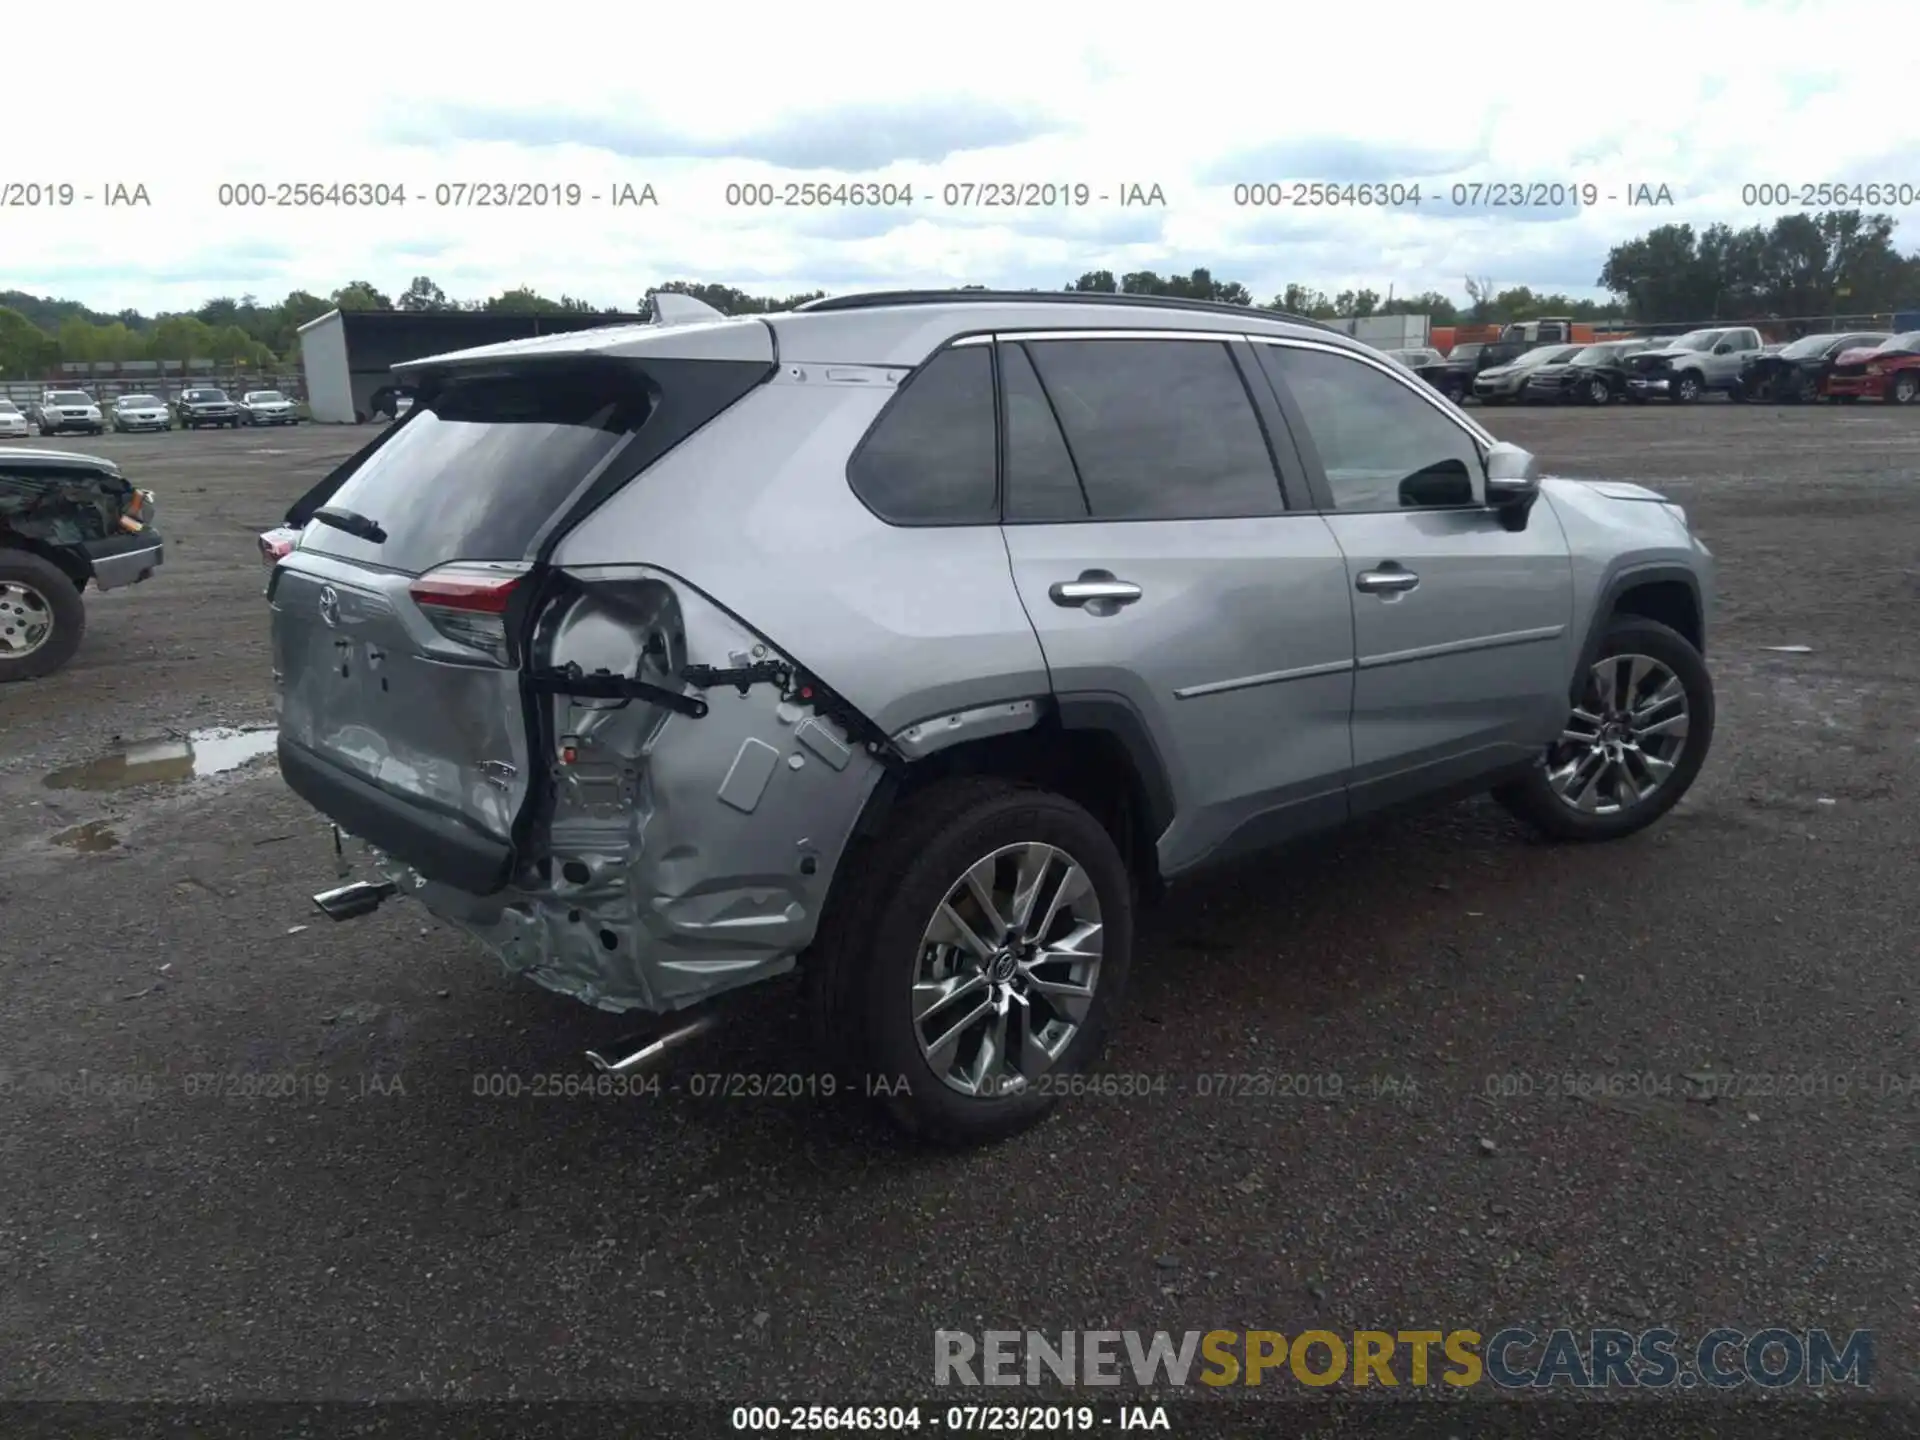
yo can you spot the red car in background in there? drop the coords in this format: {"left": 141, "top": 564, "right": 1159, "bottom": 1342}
{"left": 1823, "top": 331, "right": 1920, "bottom": 404}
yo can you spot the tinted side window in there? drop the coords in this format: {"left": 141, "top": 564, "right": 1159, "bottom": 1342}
{"left": 1001, "top": 343, "right": 1089, "bottom": 522}
{"left": 1018, "top": 339, "right": 1282, "bottom": 521}
{"left": 1257, "top": 345, "right": 1484, "bottom": 513}
{"left": 848, "top": 346, "right": 997, "bottom": 525}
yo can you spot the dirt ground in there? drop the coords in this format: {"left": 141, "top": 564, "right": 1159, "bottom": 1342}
{"left": 1, "top": 405, "right": 1916, "bottom": 1410}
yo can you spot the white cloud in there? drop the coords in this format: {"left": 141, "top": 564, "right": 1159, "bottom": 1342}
{"left": 10, "top": 0, "right": 1911, "bottom": 313}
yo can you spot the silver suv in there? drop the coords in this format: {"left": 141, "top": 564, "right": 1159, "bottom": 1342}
{"left": 266, "top": 290, "right": 1717, "bottom": 1146}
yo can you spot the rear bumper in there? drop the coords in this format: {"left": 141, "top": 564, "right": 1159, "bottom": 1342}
{"left": 277, "top": 735, "right": 514, "bottom": 894}
{"left": 82, "top": 532, "right": 165, "bottom": 590}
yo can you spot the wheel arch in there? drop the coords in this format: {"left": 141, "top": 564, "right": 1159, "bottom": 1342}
{"left": 0, "top": 532, "right": 89, "bottom": 592}
{"left": 1569, "top": 563, "right": 1703, "bottom": 701}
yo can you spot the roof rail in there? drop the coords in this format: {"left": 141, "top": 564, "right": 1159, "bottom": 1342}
{"left": 791, "top": 289, "right": 1334, "bottom": 331}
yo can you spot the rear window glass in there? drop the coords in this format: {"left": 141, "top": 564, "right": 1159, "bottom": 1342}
{"left": 302, "top": 368, "right": 646, "bottom": 574}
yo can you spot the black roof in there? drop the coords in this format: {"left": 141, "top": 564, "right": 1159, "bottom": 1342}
{"left": 793, "top": 289, "right": 1333, "bottom": 331}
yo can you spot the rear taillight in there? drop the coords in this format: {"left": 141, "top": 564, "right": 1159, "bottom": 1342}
{"left": 408, "top": 563, "right": 529, "bottom": 665}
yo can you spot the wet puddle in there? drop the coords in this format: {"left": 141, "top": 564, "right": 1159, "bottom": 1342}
{"left": 44, "top": 726, "right": 278, "bottom": 792}
{"left": 51, "top": 820, "right": 121, "bottom": 852}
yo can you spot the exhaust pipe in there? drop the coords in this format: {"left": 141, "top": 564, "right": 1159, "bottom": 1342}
{"left": 313, "top": 879, "right": 398, "bottom": 921}
{"left": 585, "top": 1012, "right": 717, "bottom": 1073}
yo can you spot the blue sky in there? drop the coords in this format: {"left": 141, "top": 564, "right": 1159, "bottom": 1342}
{"left": 9, "top": 0, "right": 1911, "bottom": 314}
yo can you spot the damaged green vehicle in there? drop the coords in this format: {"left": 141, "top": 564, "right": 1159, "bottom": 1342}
{"left": 0, "top": 449, "right": 164, "bottom": 681}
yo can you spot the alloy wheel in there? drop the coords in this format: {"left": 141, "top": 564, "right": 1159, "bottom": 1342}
{"left": 0, "top": 580, "right": 54, "bottom": 658}
{"left": 1588, "top": 379, "right": 1609, "bottom": 404}
{"left": 912, "top": 841, "right": 1103, "bottom": 1098}
{"left": 1546, "top": 653, "right": 1691, "bottom": 816}
{"left": 1894, "top": 374, "right": 1919, "bottom": 405}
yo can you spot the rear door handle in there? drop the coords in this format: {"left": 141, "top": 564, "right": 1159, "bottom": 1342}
{"left": 1356, "top": 566, "right": 1420, "bottom": 594}
{"left": 1049, "top": 572, "right": 1143, "bottom": 608}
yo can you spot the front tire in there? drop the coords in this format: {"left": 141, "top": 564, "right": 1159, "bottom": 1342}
{"left": 1586, "top": 378, "right": 1611, "bottom": 405}
{"left": 812, "top": 777, "right": 1134, "bottom": 1147}
{"left": 1669, "top": 372, "right": 1702, "bottom": 403}
{"left": 0, "top": 549, "right": 86, "bottom": 682}
{"left": 1494, "top": 617, "right": 1714, "bottom": 842}
{"left": 1891, "top": 373, "right": 1919, "bottom": 405}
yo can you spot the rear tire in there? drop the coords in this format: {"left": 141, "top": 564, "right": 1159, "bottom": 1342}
{"left": 811, "top": 776, "right": 1134, "bottom": 1147}
{"left": 0, "top": 548, "right": 86, "bottom": 682}
{"left": 1495, "top": 617, "right": 1713, "bottom": 842}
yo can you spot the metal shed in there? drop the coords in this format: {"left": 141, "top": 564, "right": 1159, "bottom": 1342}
{"left": 296, "top": 308, "right": 654, "bottom": 423}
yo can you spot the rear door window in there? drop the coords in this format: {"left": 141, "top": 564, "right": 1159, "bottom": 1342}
{"left": 301, "top": 367, "right": 647, "bottom": 574}
{"left": 1015, "top": 338, "right": 1284, "bottom": 521}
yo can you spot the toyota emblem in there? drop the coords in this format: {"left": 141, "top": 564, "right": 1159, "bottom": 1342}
{"left": 317, "top": 585, "right": 340, "bottom": 627}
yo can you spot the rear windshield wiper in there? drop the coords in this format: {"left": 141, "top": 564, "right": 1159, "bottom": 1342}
{"left": 312, "top": 506, "right": 388, "bottom": 544}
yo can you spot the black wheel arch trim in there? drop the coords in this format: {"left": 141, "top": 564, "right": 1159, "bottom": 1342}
{"left": 1569, "top": 563, "right": 1705, "bottom": 702}
{"left": 1052, "top": 691, "right": 1178, "bottom": 844}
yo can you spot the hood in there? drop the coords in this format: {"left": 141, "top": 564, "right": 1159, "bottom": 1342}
{"left": 1574, "top": 479, "right": 1670, "bottom": 503}
{"left": 0, "top": 463, "right": 138, "bottom": 547}
{"left": 1831, "top": 347, "right": 1881, "bottom": 366}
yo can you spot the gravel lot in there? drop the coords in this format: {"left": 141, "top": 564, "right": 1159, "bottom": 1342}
{"left": 1, "top": 406, "right": 1915, "bottom": 1411}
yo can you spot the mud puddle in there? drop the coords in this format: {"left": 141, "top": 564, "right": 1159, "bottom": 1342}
{"left": 51, "top": 820, "right": 121, "bottom": 852}
{"left": 44, "top": 726, "right": 278, "bottom": 792}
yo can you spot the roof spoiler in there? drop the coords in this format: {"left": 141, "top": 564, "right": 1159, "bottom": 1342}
{"left": 646, "top": 293, "right": 728, "bottom": 327}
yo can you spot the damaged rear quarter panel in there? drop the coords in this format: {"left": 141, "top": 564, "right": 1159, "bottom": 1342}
{"left": 408, "top": 566, "right": 885, "bottom": 1014}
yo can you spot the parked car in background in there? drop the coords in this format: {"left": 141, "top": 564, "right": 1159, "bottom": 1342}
{"left": 258, "top": 288, "right": 1718, "bottom": 1147}
{"left": 1742, "top": 332, "right": 1892, "bottom": 403}
{"left": 0, "top": 399, "right": 30, "bottom": 439}
{"left": 0, "top": 449, "right": 164, "bottom": 681}
{"left": 33, "top": 390, "right": 106, "bottom": 435}
{"left": 1384, "top": 347, "right": 1443, "bottom": 371}
{"left": 176, "top": 387, "right": 242, "bottom": 429}
{"left": 1822, "top": 331, "right": 1920, "bottom": 404}
{"left": 1517, "top": 345, "right": 1599, "bottom": 404}
{"left": 240, "top": 390, "right": 300, "bottom": 425}
{"left": 1558, "top": 339, "right": 1665, "bottom": 405}
{"left": 112, "top": 394, "right": 173, "bottom": 432}
{"left": 1414, "top": 342, "right": 1484, "bottom": 402}
{"left": 1625, "top": 328, "right": 1766, "bottom": 402}
{"left": 1473, "top": 343, "right": 1584, "bottom": 404}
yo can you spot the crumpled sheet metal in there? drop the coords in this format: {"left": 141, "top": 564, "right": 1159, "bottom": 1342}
{"left": 0, "top": 470, "right": 134, "bottom": 546}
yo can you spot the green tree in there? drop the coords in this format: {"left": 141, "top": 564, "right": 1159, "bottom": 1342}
{"left": 331, "top": 280, "right": 392, "bottom": 311}
{"left": 396, "top": 276, "right": 450, "bottom": 312}
{"left": 0, "top": 305, "right": 57, "bottom": 377}
{"left": 57, "top": 316, "right": 97, "bottom": 363}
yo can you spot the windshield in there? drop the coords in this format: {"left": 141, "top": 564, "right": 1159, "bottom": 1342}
{"left": 1873, "top": 332, "right": 1920, "bottom": 353}
{"left": 0, "top": 401, "right": 20, "bottom": 413}
{"left": 1569, "top": 344, "right": 1620, "bottom": 365}
{"left": 185, "top": 390, "right": 227, "bottom": 401}
{"left": 248, "top": 391, "right": 286, "bottom": 402}
{"left": 1451, "top": 343, "right": 1483, "bottom": 361}
{"left": 48, "top": 391, "right": 92, "bottom": 404}
{"left": 120, "top": 395, "right": 161, "bottom": 407}
{"left": 1666, "top": 331, "right": 1721, "bottom": 352}
{"left": 1779, "top": 334, "right": 1840, "bottom": 359}
{"left": 1516, "top": 344, "right": 1580, "bottom": 367}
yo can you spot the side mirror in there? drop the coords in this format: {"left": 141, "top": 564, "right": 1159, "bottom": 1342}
{"left": 1483, "top": 442, "right": 1541, "bottom": 528}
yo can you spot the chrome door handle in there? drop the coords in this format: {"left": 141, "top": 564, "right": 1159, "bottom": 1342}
{"left": 1355, "top": 567, "right": 1420, "bottom": 594}
{"left": 1049, "top": 574, "right": 1143, "bottom": 607}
